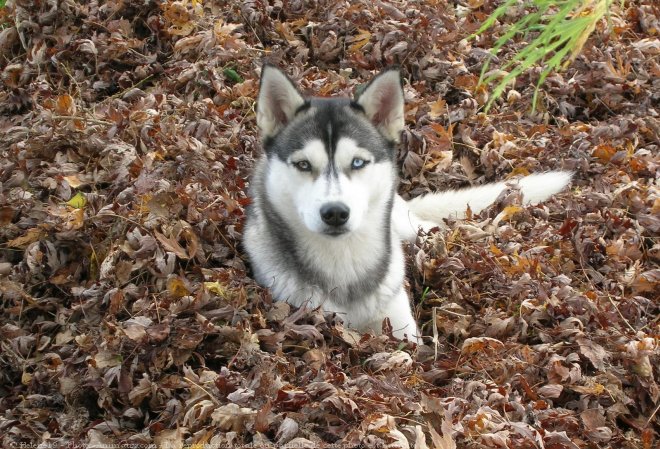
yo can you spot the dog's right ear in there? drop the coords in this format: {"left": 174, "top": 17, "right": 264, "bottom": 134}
{"left": 356, "top": 68, "right": 404, "bottom": 143}
{"left": 257, "top": 65, "right": 305, "bottom": 139}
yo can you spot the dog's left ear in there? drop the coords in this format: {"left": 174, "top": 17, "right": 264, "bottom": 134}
{"left": 356, "top": 68, "right": 405, "bottom": 143}
{"left": 257, "top": 64, "right": 306, "bottom": 139}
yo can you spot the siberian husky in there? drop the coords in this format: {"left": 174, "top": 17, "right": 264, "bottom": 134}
{"left": 244, "top": 64, "right": 572, "bottom": 342}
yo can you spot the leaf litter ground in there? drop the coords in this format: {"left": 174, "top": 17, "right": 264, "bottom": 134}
{"left": 0, "top": 1, "right": 658, "bottom": 448}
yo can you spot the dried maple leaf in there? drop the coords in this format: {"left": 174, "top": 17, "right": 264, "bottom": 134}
{"left": 428, "top": 418, "right": 457, "bottom": 449}
{"left": 54, "top": 94, "right": 76, "bottom": 115}
{"left": 576, "top": 336, "right": 610, "bottom": 371}
{"left": 428, "top": 98, "right": 448, "bottom": 120}
{"left": 211, "top": 403, "right": 256, "bottom": 432}
{"left": 365, "top": 351, "right": 413, "bottom": 374}
{"left": 122, "top": 317, "right": 153, "bottom": 342}
{"left": 348, "top": 29, "right": 372, "bottom": 54}
{"left": 154, "top": 428, "right": 187, "bottom": 449}
{"left": 461, "top": 337, "right": 505, "bottom": 355}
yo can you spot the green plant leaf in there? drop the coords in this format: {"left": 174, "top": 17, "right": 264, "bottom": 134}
{"left": 472, "top": 0, "right": 613, "bottom": 112}
{"left": 67, "top": 192, "right": 87, "bottom": 209}
{"left": 223, "top": 67, "right": 243, "bottom": 83}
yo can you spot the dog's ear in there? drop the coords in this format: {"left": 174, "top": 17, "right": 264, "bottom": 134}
{"left": 257, "top": 64, "right": 305, "bottom": 139}
{"left": 356, "top": 68, "right": 404, "bottom": 143}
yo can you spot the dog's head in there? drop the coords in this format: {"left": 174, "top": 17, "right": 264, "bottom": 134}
{"left": 256, "top": 65, "right": 404, "bottom": 237}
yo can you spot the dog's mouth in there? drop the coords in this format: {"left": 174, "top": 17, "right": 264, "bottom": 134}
{"left": 322, "top": 227, "right": 349, "bottom": 237}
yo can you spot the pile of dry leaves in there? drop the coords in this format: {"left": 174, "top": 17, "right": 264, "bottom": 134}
{"left": 0, "top": 0, "right": 658, "bottom": 447}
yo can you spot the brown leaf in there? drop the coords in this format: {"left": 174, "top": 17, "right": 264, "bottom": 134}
{"left": 55, "top": 94, "right": 76, "bottom": 115}
{"left": 592, "top": 143, "right": 617, "bottom": 162}
{"left": 122, "top": 317, "right": 153, "bottom": 342}
{"left": 211, "top": 404, "right": 256, "bottom": 432}
{"left": 577, "top": 337, "right": 609, "bottom": 370}
{"left": 428, "top": 418, "right": 456, "bottom": 449}
{"left": 167, "top": 275, "right": 192, "bottom": 298}
{"left": 156, "top": 231, "right": 189, "bottom": 259}
{"left": 428, "top": 98, "right": 447, "bottom": 120}
{"left": 461, "top": 337, "right": 505, "bottom": 355}
{"left": 538, "top": 384, "right": 563, "bottom": 399}
{"left": 348, "top": 29, "right": 372, "bottom": 53}
{"left": 254, "top": 400, "right": 272, "bottom": 433}
{"left": 365, "top": 351, "right": 413, "bottom": 374}
{"left": 7, "top": 228, "right": 45, "bottom": 248}
{"left": 154, "top": 428, "right": 187, "bottom": 449}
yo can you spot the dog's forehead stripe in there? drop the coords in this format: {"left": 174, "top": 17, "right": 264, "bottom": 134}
{"left": 268, "top": 99, "right": 394, "bottom": 163}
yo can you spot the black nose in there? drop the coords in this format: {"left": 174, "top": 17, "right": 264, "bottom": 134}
{"left": 320, "top": 202, "right": 350, "bottom": 226}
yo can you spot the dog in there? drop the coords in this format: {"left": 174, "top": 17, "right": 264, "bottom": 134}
{"left": 243, "top": 64, "right": 572, "bottom": 343}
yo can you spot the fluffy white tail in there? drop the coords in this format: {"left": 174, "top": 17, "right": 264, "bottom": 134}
{"left": 394, "top": 171, "right": 572, "bottom": 241}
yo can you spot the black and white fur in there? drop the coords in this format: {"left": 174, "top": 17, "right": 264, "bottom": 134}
{"left": 244, "top": 65, "right": 572, "bottom": 342}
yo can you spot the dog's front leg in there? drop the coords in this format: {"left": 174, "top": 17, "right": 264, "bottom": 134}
{"left": 380, "top": 288, "right": 421, "bottom": 344}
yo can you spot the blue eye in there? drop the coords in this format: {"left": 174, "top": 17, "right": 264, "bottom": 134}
{"left": 351, "top": 158, "right": 369, "bottom": 170}
{"left": 294, "top": 160, "right": 312, "bottom": 172}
